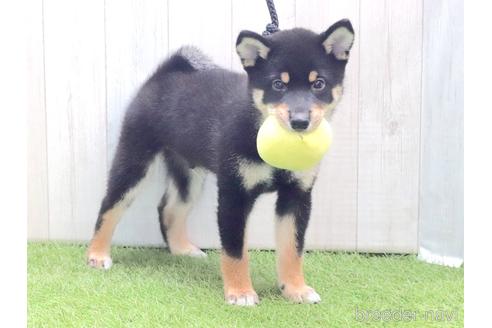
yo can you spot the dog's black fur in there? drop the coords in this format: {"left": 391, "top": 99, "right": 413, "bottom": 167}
{"left": 89, "top": 19, "right": 354, "bottom": 304}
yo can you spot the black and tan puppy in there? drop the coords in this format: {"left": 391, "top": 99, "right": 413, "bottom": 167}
{"left": 87, "top": 19, "right": 354, "bottom": 306}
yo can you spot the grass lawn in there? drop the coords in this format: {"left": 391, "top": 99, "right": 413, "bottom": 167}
{"left": 28, "top": 243, "right": 463, "bottom": 327}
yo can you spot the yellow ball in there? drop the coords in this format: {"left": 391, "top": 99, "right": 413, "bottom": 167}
{"left": 256, "top": 115, "right": 333, "bottom": 171}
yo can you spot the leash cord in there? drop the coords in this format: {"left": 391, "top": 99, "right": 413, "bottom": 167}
{"left": 263, "top": 0, "right": 280, "bottom": 36}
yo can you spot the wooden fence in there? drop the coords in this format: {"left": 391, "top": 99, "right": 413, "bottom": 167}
{"left": 27, "top": 0, "right": 463, "bottom": 254}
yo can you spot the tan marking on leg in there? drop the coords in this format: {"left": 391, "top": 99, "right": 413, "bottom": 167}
{"left": 308, "top": 70, "right": 318, "bottom": 82}
{"left": 280, "top": 72, "right": 290, "bottom": 84}
{"left": 161, "top": 169, "right": 206, "bottom": 257}
{"left": 87, "top": 177, "right": 145, "bottom": 268}
{"left": 89, "top": 207, "right": 122, "bottom": 254}
{"left": 163, "top": 207, "right": 193, "bottom": 254}
{"left": 221, "top": 252, "right": 253, "bottom": 293}
{"left": 87, "top": 205, "right": 124, "bottom": 269}
{"left": 87, "top": 155, "right": 156, "bottom": 269}
{"left": 276, "top": 215, "right": 321, "bottom": 303}
{"left": 276, "top": 216, "right": 305, "bottom": 288}
{"left": 162, "top": 204, "right": 204, "bottom": 257}
{"left": 221, "top": 250, "right": 259, "bottom": 306}
{"left": 162, "top": 170, "right": 206, "bottom": 257}
{"left": 162, "top": 183, "right": 192, "bottom": 254}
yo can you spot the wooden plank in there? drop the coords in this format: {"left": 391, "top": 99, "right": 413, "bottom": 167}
{"left": 295, "top": 0, "right": 359, "bottom": 250}
{"left": 169, "top": 0, "right": 232, "bottom": 69}
{"left": 357, "top": 0, "right": 422, "bottom": 253}
{"left": 105, "top": 0, "right": 169, "bottom": 246}
{"left": 419, "top": 0, "right": 463, "bottom": 261}
{"left": 27, "top": 0, "right": 49, "bottom": 240}
{"left": 44, "top": 0, "right": 107, "bottom": 241}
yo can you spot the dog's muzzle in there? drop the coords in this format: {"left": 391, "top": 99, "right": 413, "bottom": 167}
{"left": 289, "top": 112, "right": 310, "bottom": 131}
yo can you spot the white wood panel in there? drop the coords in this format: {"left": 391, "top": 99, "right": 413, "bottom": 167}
{"left": 419, "top": 0, "right": 463, "bottom": 260}
{"left": 44, "top": 0, "right": 107, "bottom": 241}
{"left": 105, "top": 0, "right": 169, "bottom": 246}
{"left": 357, "top": 0, "right": 422, "bottom": 253}
{"left": 295, "top": 0, "right": 359, "bottom": 250}
{"left": 27, "top": 0, "right": 49, "bottom": 240}
{"left": 169, "top": 0, "right": 232, "bottom": 69}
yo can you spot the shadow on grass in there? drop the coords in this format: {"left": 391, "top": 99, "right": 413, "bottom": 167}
{"left": 110, "top": 246, "right": 283, "bottom": 298}
{"left": 110, "top": 246, "right": 224, "bottom": 288}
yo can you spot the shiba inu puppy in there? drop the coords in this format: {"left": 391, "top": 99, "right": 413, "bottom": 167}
{"left": 88, "top": 19, "right": 354, "bottom": 306}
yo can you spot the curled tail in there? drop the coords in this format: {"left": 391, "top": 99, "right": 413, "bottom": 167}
{"left": 175, "top": 46, "right": 218, "bottom": 71}
{"left": 155, "top": 46, "right": 218, "bottom": 76}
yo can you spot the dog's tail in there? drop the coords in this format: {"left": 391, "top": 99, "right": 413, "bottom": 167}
{"left": 147, "top": 46, "right": 218, "bottom": 83}
{"left": 175, "top": 46, "right": 218, "bottom": 71}
{"left": 158, "top": 46, "right": 218, "bottom": 75}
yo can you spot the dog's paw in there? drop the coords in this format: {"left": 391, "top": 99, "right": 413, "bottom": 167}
{"left": 225, "top": 289, "right": 259, "bottom": 306}
{"left": 280, "top": 284, "right": 321, "bottom": 304}
{"left": 87, "top": 252, "right": 112, "bottom": 270}
{"left": 170, "top": 244, "right": 207, "bottom": 258}
{"left": 186, "top": 247, "right": 207, "bottom": 258}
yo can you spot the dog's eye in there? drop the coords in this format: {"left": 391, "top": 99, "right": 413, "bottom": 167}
{"left": 312, "top": 78, "right": 326, "bottom": 91}
{"left": 272, "top": 79, "right": 286, "bottom": 91}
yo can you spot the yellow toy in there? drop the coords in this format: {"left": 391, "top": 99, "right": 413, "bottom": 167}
{"left": 256, "top": 115, "right": 333, "bottom": 171}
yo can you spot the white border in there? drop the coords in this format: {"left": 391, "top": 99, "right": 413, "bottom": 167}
{"left": 4, "top": 0, "right": 490, "bottom": 326}
{"left": 0, "top": 1, "right": 28, "bottom": 326}
{"left": 465, "top": 1, "right": 492, "bottom": 327}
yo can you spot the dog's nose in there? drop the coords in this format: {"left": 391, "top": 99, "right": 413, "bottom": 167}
{"left": 290, "top": 119, "right": 310, "bottom": 131}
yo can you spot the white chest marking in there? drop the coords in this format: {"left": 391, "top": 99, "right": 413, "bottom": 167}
{"left": 292, "top": 166, "right": 320, "bottom": 191}
{"left": 238, "top": 160, "right": 273, "bottom": 191}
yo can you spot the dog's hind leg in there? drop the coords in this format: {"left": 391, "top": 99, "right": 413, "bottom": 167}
{"left": 157, "top": 151, "right": 206, "bottom": 257}
{"left": 87, "top": 124, "right": 160, "bottom": 269}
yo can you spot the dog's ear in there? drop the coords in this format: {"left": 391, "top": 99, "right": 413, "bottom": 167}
{"left": 320, "top": 19, "right": 354, "bottom": 60}
{"left": 236, "top": 30, "right": 271, "bottom": 68}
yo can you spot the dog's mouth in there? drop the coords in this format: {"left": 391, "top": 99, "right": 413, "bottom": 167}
{"left": 267, "top": 105, "right": 324, "bottom": 133}
{"left": 268, "top": 113, "right": 321, "bottom": 134}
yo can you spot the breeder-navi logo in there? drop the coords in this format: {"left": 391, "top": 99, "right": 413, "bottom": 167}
{"left": 354, "top": 306, "right": 458, "bottom": 322}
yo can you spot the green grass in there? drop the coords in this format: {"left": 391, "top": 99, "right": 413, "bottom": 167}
{"left": 28, "top": 243, "right": 463, "bottom": 327}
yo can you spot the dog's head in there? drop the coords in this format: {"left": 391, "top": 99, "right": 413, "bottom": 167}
{"left": 236, "top": 19, "right": 354, "bottom": 132}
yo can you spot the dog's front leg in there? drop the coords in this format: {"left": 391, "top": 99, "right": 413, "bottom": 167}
{"left": 275, "top": 185, "right": 321, "bottom": 304}
{"left": 217, "top": 182, "right": 259, "bottom": 306}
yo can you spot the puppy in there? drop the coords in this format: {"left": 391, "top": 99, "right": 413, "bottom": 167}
{"left": 87, "top": 19, "right": 355, "bottom": 306}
